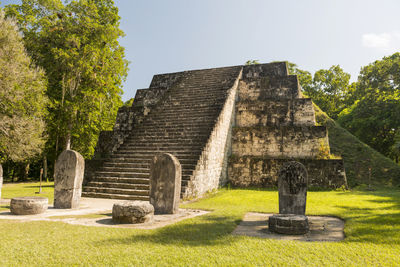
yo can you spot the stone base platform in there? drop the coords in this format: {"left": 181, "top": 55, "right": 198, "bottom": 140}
{"left": 268, "top": 214, "right": 309, "bottom": 235}
{"left": 233, "top": 212, "right": 344, "bottom": 242}
{"left": 0, "top": 197, "right": 208, "bottom": 229}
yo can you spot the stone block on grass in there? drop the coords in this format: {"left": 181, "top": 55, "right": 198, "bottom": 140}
{"left": 112, "top": 201, "right": 154, "bottom": 224}
{"left": 10, "top": 196, "right": 48, "bottom": 215}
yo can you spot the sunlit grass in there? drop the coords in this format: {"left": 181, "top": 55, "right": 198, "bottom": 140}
{"left": 0, "top": 183, "right": 399, "bottom": 266}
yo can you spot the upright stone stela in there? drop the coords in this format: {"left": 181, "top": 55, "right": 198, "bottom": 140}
{"left": 83, "top": 62, "right": 347, "bottom": 201}
{"left": 269, "top": 161, "right": 309, "bottom": 235}
{"left": 149, "top": 153, "right": 181, "bottom": 214}
{"left": 278, "top": 161, "right": 308, "bottom": 215}
{"left": 54, "top": 150, "right": 85, "bottom": 209}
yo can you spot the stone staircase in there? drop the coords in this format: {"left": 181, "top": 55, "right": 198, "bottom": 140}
{"left": 83, "top": 66, "right": 242, "bottom": 200}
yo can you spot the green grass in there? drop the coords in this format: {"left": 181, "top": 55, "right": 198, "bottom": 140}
{"left": 0, "top": 182, "right": 54, "bottom": 211}
{"left": 314, "top": 104, "right": 400, "bottom": 187}
{"left": 0, "top": 183, "right": 399, "bottom": 266}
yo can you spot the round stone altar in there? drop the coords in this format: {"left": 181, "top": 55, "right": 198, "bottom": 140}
{"left": 268, "top": 214, "right": 309, "bottom": 235}
{"left": 112, "top": 201, "right": 154, "bottom": 224}
{"left": 10, "top": 197, "right": 48, "bottom": 215}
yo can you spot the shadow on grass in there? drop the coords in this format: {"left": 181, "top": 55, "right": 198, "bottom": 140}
{"left": 336, "top": 188, "right": 400, "bottom": 244}
{"left": 24, "top": 185, "right": 54, "bottom": 189}
{"left": 96, "top": 214, "right": 241, "bottom": 247}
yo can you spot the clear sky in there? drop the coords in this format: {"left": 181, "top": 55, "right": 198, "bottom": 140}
{"left": 2, "top": 0, "right": 400, "bottom": 101}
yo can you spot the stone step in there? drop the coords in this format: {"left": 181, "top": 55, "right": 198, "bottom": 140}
{"left": 101, "top": 167, "right": 148, "bottom": 173}
{"left": 92, "top": 176, "right": 149, "bottom": 184}
{"left": 123, "top": 143, "right": 204, "bottom": 149}
{"left": 107, "top": 157, "right": 198, "bottom": 165}
{"left": 84, "top": 186, "right": 149, "bottom": 196}
{"left": 130, "top": 128, "right": 213, "bottom": 134}
{"left": 90, "top": 174, "right": 191, "bottom": 184}
{"left": 82, "top": 191, "right": 149, "bottom": 201}
{"left": 103, "top": 162, "right": 197, "bottom": 170}
{"left": 143, "top": 121, "right": 216, "bottom": 127}
{"left": 87, "top": 181, "right": 150, "bottom": 190}
{"left": 97, "top": 167, "right": 193, "bottom": 176}
{"left": 96, "top": 171, "right": 149, "bottom": 178}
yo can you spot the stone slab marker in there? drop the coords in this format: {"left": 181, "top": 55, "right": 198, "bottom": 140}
{"left": 150, "top": 153, "right": 181, "bottom": 214}
{"left": 54, "top": 150, "right": 85, "bottom": 209}
{"left": 278, "top": 161, "right": 308, "bottom": 215}
{"left": 0, "top": 164, "right": 3, "bottom": 199}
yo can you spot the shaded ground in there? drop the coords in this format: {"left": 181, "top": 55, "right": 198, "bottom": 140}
{"left": 233, "top": 212, "right": 344, "bottom": 242}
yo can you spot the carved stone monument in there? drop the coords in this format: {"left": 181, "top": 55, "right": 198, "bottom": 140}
{"left": 10, "top": 196, "right": 48, "bottom": 215}
{"left": 278, "top": 161, "right": 308, "bottom": 215}
{"left": 54, "top": 150, "right": 85, "bottom": 209}
{"left": 112, "top": 201, "right": 154, "bottom": 224}
{"left": 269, "top": 161, "right": 309, "bottom": 235}
{"left": 149, "top": 153, "right": 181, "bottom": 214}
{"left": 0, "top": 164, "right": 3, "bottom": 199}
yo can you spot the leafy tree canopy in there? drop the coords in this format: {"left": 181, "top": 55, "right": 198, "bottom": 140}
{"left": 6, "top": 0, "right": 128, "bottom": 159}
{"left": 338, "top": 53, "right": 400, "bottom": 161}
{"left": 0, "top": 9, "right": 48, "bottom": 162}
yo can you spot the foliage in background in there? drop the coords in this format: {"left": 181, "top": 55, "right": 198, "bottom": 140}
{"left": 6, "top": 0, "right": 128, "bottom": 164}
{"left": 288, "top": 62, "right": 353, "bottom": 119}
{"left": 338, "top": 53, "right": 400, "bottom": 161}
{"left": 0, "top": 10, "right": 48, "bottom": 163}
{"left": 122, "top": 98, "right": 134, "bottom": 107}
{"left": 314, "top": 103, "right": 400, "bottom": 187}
{"left": 245, "top": 59, "right": 260, "bottom": 65}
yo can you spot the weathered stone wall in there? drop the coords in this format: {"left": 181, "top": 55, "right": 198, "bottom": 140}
{"left": 149, "top": 71, "right": 185, "bottom": 89}
{"left": 242, "top": 62, "right": 288, "bottom": 78}
{"left": 238, "top": 76, "right": 301, "bottom": 101}
{"left": 228, "top": 156, "right": 347, "bottom": 189}
{"left": 236, "top": 99, "right": 315, "bottom": 127}
{"left": 184, "top": 70, "right": 242, "bottom": 198}
{"left": 232, "top": 126, "right": 329, "bottom": 158}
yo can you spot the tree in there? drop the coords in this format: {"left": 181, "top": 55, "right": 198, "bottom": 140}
{"left": 308, "top": 65, "right": 352, "bottom": 119}
{"left": 338, "top": 53, "right": 400, "bottom": 161}
{"left": 0, "top": 10, "right": 48, "bottom": 163}
{"left": 6, "top": 0, "right": 128, "bottom": 161}
{"left": 287, "top": 62, "right": 313, "bottom": 94}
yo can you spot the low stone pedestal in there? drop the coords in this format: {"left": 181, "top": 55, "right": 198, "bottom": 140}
{"left": 10, "top": 197, "right": 48, "bottom": 215}
{"left": 112, "top": 201, "right": 154, "bottom": 224}
{"left": 268, "top": 214, "right": 309, "bottom": 235}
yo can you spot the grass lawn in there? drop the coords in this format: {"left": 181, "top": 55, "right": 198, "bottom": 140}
{"left": 0, "top": 183, "right": 399, "bottom": 266}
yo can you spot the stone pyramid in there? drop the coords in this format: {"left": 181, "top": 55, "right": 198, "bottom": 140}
{"left": 83, "top": 62, "right": 347, "bottom": 200}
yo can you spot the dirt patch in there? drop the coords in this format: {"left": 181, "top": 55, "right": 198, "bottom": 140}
{"left": 233, "top": 212, "right": 344, "bottom": 242}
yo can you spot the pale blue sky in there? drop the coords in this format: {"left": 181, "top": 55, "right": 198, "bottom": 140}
{"left": 2, "top": 0, "right": 400, "bottom": 101}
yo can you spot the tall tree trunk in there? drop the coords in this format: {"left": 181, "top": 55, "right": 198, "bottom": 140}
{"left": 53, "top": 134, "right": 59, "bottom": 179}
{"left": 22, "top": 162, "right": 29, "bottom": 181}
{"left": 65, "top": 109, "right": 77, "bottom": 150}
{"left": 43, "top": 155, "right": 48, "bottom": 182}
